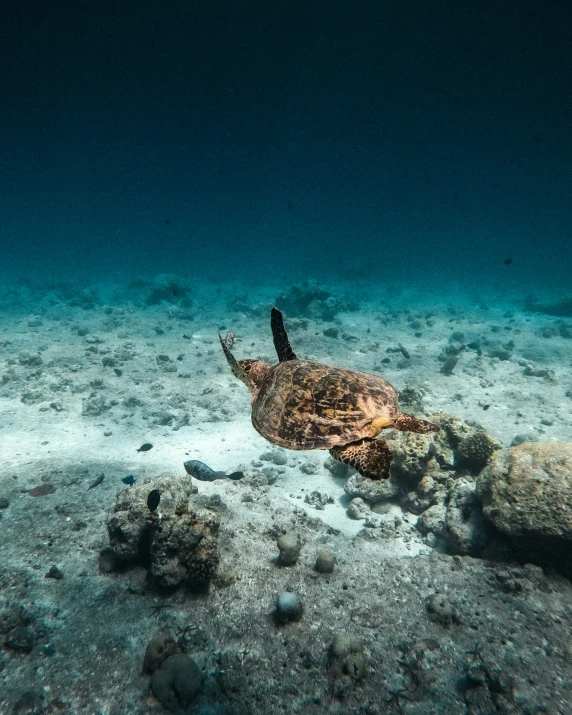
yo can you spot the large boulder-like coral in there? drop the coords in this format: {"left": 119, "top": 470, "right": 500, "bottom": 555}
{"left": 105, "top": 474, "right": 219, "bottom": 588}
{"left": 151, "top": 507, "right": 220, "bottom": 588}
{"left": 477, "top": 442, "right": 572, "bottom": 545}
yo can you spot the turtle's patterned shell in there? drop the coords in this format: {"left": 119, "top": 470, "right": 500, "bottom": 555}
{"left": 251, "top": 360, "right": 399, "bottom": 450}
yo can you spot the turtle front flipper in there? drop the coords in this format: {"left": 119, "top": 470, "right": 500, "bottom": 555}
{"left": 393, "top": 412, "right": 439, "bottom": 434}
{"left": 330, "top": 438, "right": 392, "bottom": 480}
{"left": 218, "top": 330, "right": 254, "bottom": 390}
{"left": 271, "top": 307, "right": 297, "bottom": 362}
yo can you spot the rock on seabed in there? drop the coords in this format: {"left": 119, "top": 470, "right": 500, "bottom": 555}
{"left": 477, "top": 442, "right": 572, "bottom": 542}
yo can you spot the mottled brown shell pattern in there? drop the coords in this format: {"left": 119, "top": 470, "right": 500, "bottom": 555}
{"left": 251, "top": 360, "right": 399, "bottom": 450}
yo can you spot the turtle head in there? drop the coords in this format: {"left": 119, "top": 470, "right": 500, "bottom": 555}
{"left": 239, "top": 359, "right": 272, "bottom": 392}
{"left": 218, "top": 329, "right": 271, "bottom": 394}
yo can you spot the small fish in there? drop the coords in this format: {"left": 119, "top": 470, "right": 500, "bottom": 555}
{"left": 137, "top": 443, "right": 153, "bottom": 452}
{"left": 87, "top": 473, "right": 104, "bottom": 490}
{"left": 122, "top": 475, "right": 136, "bottom": 486}
{"left": 184, "top": 459, "right": 244, "bottom": 482}
{"left": 147, "top": 489, "right": 161, "bottom": 512}
{"left": 504, "top": 257, "right": 513, "bottom": 265}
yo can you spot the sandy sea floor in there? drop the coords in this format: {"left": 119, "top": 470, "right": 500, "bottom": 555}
{"left": 1, "top": 276, "right": 571, "bottom": 714}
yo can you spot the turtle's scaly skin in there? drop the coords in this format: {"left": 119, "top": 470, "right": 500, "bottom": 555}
{"left": 251, "top": 360, "right": 398, "bottom": 450}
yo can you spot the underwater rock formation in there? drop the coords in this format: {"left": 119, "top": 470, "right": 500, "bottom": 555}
{"left": 150, "top": 653, "right": 203, "bottom": 711}
{"left": 477, "top": 442, "right": 572, "bottom": 546}
{"left": 144, "top": 273, "right": 193, "bottom": 306}
{"left": 105, "top": 474, "right": 220, "bottom": 588}
{"left": 143, "top": 632, "right": 179, "bottom": 675}
{"left": 444, "top": 478, "right": 489, "bottom": 556}
{"left": 434, "top": 412, "right": 502, "bottom": 471}
{"left": 415, "top": 478, "right": 489, "bottom": 557}
{"left": 274, "top": 281, "right": 357, "bottom": 321}
{"left": 525, "top": 295, "right": 572, "bottom": 317}
{"left": 385, "top": 430, "right": 441, "bottom": 486}
{"left": 416, "top": 504, "right": 447, "bottom": 538}
{"left": 328, "top": 634, "right": 368, "bottom": 698}
{"left": 347, "top": 412, "right": 499, "bottom": 507}
{"left": 344, "top": 473, "right": 401, "bottom": 505}
{"left": 344, "top": 412, "right": 501, "bottom": 557}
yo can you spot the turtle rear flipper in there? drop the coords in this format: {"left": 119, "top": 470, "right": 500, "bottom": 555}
{"left": 271, "top": 307, "right": 297, "bottom": 362}
{"left": 330, "top": 438, "right": 392, "bottom": 480}
{"left": 394, "top": 412, "right": 439, "bottom": 434}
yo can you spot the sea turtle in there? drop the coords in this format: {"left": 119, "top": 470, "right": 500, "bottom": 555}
{"left": 218, "top": 308, "right": 439, "bottom": 480}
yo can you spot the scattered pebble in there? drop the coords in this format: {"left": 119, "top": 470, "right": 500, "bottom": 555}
{"left": 260, "top": 450, "right": 288, "bottom": 465}
{"left": 276, "top": 592, "right": 303, "bottom": 623}
{"left": 511, "top": 433, "right": 539, "bottom": 446}
{"left": 300, "top": 461, "right": 318, "bottom": 475}
{"left": 315, "top": 551, "right": 335, "bottom": 573}
{"left": 5, "top": 626, "right": 35, "bottom": 653}
{"left": 87, "top": 473, "right": 105, "bottom": 490}
{"left": 425, "top": 593, "right": 459, "bottom": 625}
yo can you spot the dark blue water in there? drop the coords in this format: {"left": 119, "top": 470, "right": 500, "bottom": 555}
{"left": 1, "top": 1, "right": 571, "bottom": 292}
